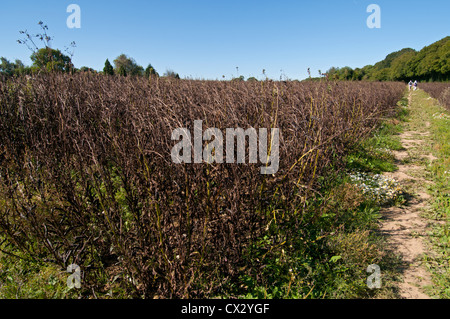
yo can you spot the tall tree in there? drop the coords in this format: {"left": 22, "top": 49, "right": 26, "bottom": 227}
{"left": 103, "top": 59, "right": 114, "bottom": 75}
{"left": 0, "top": 58, "right": 30, "bottom": 76}
{"left": 145, "top": 63, "right": 158, "bottom": 77}
{"left": 0, "top": 57, "right": 15, "bottom": 76}
{"left": 324, "top": 36, "right": 450, "bottom": 82}
{"left": 17, "top": 21, "right": 76, "bottom": 73}
{"left": 113, "top": 54, "right": 144, "bottom": 76}
{"left": 30, "top": 48, "right": 73, "bottom": 73}
{"left": 117, "top": 65, "right": 127, "bottom": 77}
{"left": 164, "top": 69, "right": 180, "bottom": 79}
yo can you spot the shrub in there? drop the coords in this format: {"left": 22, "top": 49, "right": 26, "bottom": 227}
{"left": 421, "top": 83, "right": 450, "bottom": 110}
{"left": 0, "top": 74, "right": 405, "bottom": 298}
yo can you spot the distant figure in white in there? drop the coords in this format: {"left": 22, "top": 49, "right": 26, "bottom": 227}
{"left": 408, "top": 80, "right": 413, "bottom": 91}
{"left": 414, "top": 80, "right": 418, "bottom": 91}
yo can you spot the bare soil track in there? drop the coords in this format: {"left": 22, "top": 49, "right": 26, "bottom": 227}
{"left": 379, "top": 91, "right": 437, "bottom": 299}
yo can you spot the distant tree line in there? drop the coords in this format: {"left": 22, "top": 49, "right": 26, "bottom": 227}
{"left": 0, "top": 48, "right": 75, "bottom": 76}
{"left": 0, "top": 50, "right": 182, "bottom": 80}
{"left": 325, "top": 36, "right": 450, "bottom": 82}
{"left": 4, "top": 22, "right": 448, "bottom": 83}
{"left": 1, "top": 22, "right": 265, "bottom": 82}
{"left": 1, "top": 21, "right": 181, "bottom": 79}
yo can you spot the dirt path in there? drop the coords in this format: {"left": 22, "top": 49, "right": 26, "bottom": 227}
{"left": 380, "top": 91, "right": 436, "bottom": 299}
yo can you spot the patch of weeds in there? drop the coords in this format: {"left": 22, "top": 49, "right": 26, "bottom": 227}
{"left": 0, "top": 246, "right": 78, "bottom": 299}
{"left": 346, "top": 120, "right": 404, "bottom": 175}
{"left": 235, "top": 174, "right": 398, "bottom": 300}
{"left": 349, "top": 172, "right": 403, "bottom": 206}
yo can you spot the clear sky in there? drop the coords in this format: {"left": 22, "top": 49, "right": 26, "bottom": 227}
{"left": 0, "top": 0, "right": 449, "bottom": 80}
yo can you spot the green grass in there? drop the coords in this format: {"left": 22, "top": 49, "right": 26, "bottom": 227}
{"left": 346, "top": 131, "right": 402, "bottom": 174}
{"left": 346, "top": 103, "right": 408, "bottom": 175}
{"left": 412, "top": 90, "right": 450, "bottom": 298}
{"left": 0, "top": 247, "right": 78, "bottom": 299}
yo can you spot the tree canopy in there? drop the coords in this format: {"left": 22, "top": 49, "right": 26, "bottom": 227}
{"left": 0, "top": 58, "right": 25, "bottom": 76}
{"left": 113, "top": 54, "right": 144, "bottom": 76}
{"left": 163, "top": 69, "right": 180, "bottom": 79}
{"left": 326, "top": 36, "right": 450, "bottom": 82}
{"left": 103, "top": 59, "right": 114, "bottom": 75}
{"left": 145, "top": 63, "right": 159, "bottom": 77}
{"left": 30, "top": 47, "right": 73, "bottom": 73}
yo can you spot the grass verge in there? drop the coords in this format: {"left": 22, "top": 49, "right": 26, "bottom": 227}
{"left": 413, "top": 90, "right": 450, "bottom": 298}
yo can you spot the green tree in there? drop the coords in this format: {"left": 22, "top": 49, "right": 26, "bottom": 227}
{"left": 0, "top": 57, "right": 16, "bottom": 76}
{"left": 438, "top": 41, "right": 450, "bottom": 79}
{"left": 361, "top": 65, "right": 375, "bottom": 81}
{"left": 145, "top": 64, "right": 158, "bottom": 78}
{"left": 370, "top": 68, "right": 391, "bottom": 81}
{"left": 389, "top": 51, "right": 417, "bottom": 81}
{"left": 79, "top": 66, "right": 96, "bottom": 73}
{"left": 231, "top": 75, "right": 245, "bottom": 81}
{"left": 0, "top": 58, "right": 30, "bottom": 76}
{"left": 17, "top": 21, "right": 75, "bottom": 74}
{"left": 326, "top": 67, "right": 340, "bottom": 81}
{"left": 30, "top": 47, "right": 73, "bottom": 73}
{"left": 414, "top": 36, "right": 450, "bottom": 81}
{"left": 352, "top": 68, "right": 364, "bottom": 81}
{"left": 113, "top": 54, "right": 144, "bottom": 76}
{"left": 373, "top": 48, "right": 416, "bottom": 70}
{"left": 103, "top": 59, "right": 114, "bottom": 75}
{"left": 339, "top": 66, "right": 354, "bottom": 80}
{"left": 163, "top": 69, "right": 180, "bottom": 79}
{"left": 118, "top": 65, "right": 127, "bottom": 77}
{"left": 359, "top": 37, "right": 448, "bottom": 82}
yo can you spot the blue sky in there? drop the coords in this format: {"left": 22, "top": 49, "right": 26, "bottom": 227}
{"left": 0, "top": 0, "right": 449, "bottom": 80}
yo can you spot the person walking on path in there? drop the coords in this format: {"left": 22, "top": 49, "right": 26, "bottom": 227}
{"left": 409, "top": 80, "right": 413, "bottom": 91}
{"left": 414, "top": 80, "right": 418, "bottom": 91}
